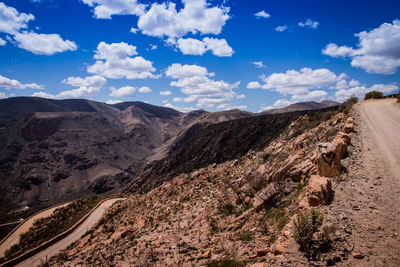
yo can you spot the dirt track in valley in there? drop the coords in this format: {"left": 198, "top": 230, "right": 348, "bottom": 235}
{"left": 16, "top": 198, "right": 124, "bottom": 267}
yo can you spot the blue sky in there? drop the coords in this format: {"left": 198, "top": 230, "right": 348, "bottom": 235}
{"left": 0, "top": 0, "right": 399, "bottom": 112}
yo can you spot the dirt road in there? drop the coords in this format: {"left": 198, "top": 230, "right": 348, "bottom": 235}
{"left": 324, "top": 98, "right": 400, "bottom": 266}
{"left": 16, "top": 198, "right": 124, "bottom": 267}
{"left": 0, "top": 202, "right": 70, "bottom": 258}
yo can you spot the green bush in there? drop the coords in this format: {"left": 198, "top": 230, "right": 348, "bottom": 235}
{"left": 294, "top": 209, "right": 323, "bottom": 255}
{"left": 339, "top": 95, "right": 358, "bottom": 114}
{"left": 364, "top": 91, "right": 383, "bottom": 100}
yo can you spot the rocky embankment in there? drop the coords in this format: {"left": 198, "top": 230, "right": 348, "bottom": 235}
{"left": 45, "top": 105, "right": 358, "bottom": 266}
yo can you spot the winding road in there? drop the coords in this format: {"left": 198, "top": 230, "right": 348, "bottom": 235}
{"left": 0, "top": 202, "right": 70, "bottom": 258}
{"left": 15, "top": 198, "right": 124, "bottom": 267}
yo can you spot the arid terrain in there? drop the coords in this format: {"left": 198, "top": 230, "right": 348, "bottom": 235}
{"left": 1, "top": 97, "right": 399, "bottom": 267}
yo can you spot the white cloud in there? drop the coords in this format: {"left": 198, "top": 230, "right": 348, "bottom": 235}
{"left": 0, "top": 92, "right": 6, "bottom": 98}
{"left": 166, "top": 63, "right": 240, "bottom": 109}
{"left": 291, "top": 90, "right": 327, "bottom": 102}
{"left": 247, "top": 68, "right": 342, "bottom": 95}
{"left": 275, "top": 25, "right": 288, "bottom": 32}
{"left": 106, "top": 99, "right": 123, "bottom": 104}
{"left": 165, "top": 63, "right": 211, "bottom": 79}
{"left": 177, "top": 38, "right": 207, "bottom": 55}
{"left": 298, "top": 19, "right": 319, "bottom": 29}
{"left": 322, "top": 20, "right": 400, "bottom": 74}
{"left": 173, "top": 97, "right": 183, "bottom": 102}
{"left": 138, "top": 86, "right": 151, "bottom": 93}
{"left": 13, "top": 31, "right": 77, "bottom": 55}
{"left": 149, "top": 44, "right": 157, "bottom": 50}
{"left": 236, "top": 94, "right": 245, "bottom": 99}
{"left": 0, "top": 37, "right": 6, "bottom": 46}
{"left": 0, "top": 2, "right": 34, "bottom": 34}
{"left": 58, "top": 75, "right": 106, "bottom": 98}
{"left": 163, "top": 102, "right": 195, "bottom": 113}
{"left": 109, "top": 86, "right": 135, "bottom": 98}
{"left": 335, "top": 83, "right": 399, "bottom": 101}
{"left": 0, "top": 74, "right": 43, "bottom": 90}
{"left": 252, "top": 61, "right": 265, "bottom": 68}
{"left": 177, "top": 37, "right": 233, "bottom": 57}
{"left": 137, "top": 0, "right": 230, "bottom": 40}
{"left": 81, "top": 0, "right": 146, "bottom": 19}
{"left": 322, "top": 43, "right": 354, "bottom": 58}
{"left": 87, "top": 41, "right": 157, "bottom": 79}
{"left": 130, "top": 27, "right": 138, "bottom": 34}
{"left": 160, "top": 90, "right": 172, "bottom": 96}
{"left": 32, "top": 91, "right": 56, "bottom": 99}
{"left": 254, "top": 10, "right": 270, "bottom": 19}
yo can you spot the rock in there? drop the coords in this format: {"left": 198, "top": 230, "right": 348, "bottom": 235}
{"left": 352, "top": 252, "right": 364, "bottom": 259}
{"left": 316, "top": 142, "right": 341, "bottom": 177}
{"left": 307, "top": 175, "right": 333, "bottom": 206}
{"left": 332, "top": 133, "right": 350, "bottom": 158}
{"left": 256, "top": 248, "right": 269, "bottom": 257}
{"left": 250, "top": 263, "right": 269, "bottom": 267}
{"left": 343, "top": 122, "right": 355, "bottom": 133}
{"left": 273, "top": 243, "right": 285, "bottom": 255}
{"left": 253, "top": 182, "right": 279, "bottom": 210}
{"left": 202, "top": 249, "right": 211, "bottom": 258}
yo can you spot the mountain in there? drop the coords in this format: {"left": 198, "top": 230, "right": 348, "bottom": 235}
{"left": 260, "top": 100, "right": 340, "bottom": 115}
{"left": 0, "top": 97, "right": 251, "bottom": 222}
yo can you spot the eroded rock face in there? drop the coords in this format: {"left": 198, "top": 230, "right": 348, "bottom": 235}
{"left": 253, "top": 182, "right": 279, "bottom": 210}
{"left": 317, "top": 142, "right": 342, "bottom": 177}
{"left": 307, "top": 175, "right": 332, "bottom": 206}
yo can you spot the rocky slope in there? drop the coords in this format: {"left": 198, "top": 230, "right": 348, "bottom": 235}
{"left": 45, "top": 105, "right": 353, "bottom": 266}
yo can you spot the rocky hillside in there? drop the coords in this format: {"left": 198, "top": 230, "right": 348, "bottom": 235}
{"left": 0, "top": 97, "right": 251, "bottom": 223}
{"left": 46, "top": 104, "right": 356, "bottom": 266}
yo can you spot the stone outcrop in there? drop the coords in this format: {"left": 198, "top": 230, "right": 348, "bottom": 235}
{"left": 343, "top": 117, "right": 355, "bottom": 133}
{"left": 317, "top": 142, "right": 342, "bottom": 177}
{"left": 253, "top": 182, "right": 279, "bottom": 210}
{"left": 307, "top": 175, "right": 333, "bottom": 206}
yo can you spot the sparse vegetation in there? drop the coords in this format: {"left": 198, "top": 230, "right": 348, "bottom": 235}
{"left": 364, "top": 91, "right": 383, "bottom": 100}
{"left": 294, "top": 209, "right": 323, "bottom": 256}
{"left": 339, "top": 95, "right": 358, "bottom": 114}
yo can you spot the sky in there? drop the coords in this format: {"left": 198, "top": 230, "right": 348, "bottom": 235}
{"left": 0, "top": 0, "right": 399, "bottom": 113}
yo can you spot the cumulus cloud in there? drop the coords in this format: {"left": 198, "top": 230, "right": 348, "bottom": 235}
{"left": 254, "top": 10, "right": 270, "bottom": 19}
{"left": 252, "top": 61, "right": 265, "bottom": 68}
{"left": 163, "top": 102, "right": 195, "bottom": 112}
{"left": 0, "top": 74, "right": 43, "bottom": 90}
{"left": 291, "top": 90, "right": 327, "bottom": 102}
{"left": 109, "top": 86, "right": 135, "bottom": 98}
{"left": 177, "top": 37, "right": 233, "bottom": 56}
{"left": 0, "top": 2, "right": 34, "bottom": 34}
{"left": 13, "top": 32, "right": 77, "bottom": 55}
{"left": 177, "top": 38, "right": 206, "bottom": 55}
{"left": 32, "top": 91, "right": 56, "bottom": 99}
{"left": 0, "top": 37, "right": 6, "bottom": 46}
{"left": 106, "top": 99, "right": 123, "bottom": 104}
{"left": 247, "top": 68, "right": 342, "bottom": 95}
{"left": 137, "top": 0, "right": 229, "bottom": 40}
{"left": 298, "top": 19, "right": 319, "bottom": 29}
{"left": 160, "top": 90, "right": 172, "bottom": 96}
{"left": 322, "top": 20, "right": 400, "bottom": 74}
{"left": 81, "top": 0, "right": 146, "bottom": 19}
{"left": 57, "top": 75, "right": 106, "bottom": 98}
{"left": 165, "top": 63, "right": 240, "bottom": 109}
{"left": 275, "top": 25, "right": 288, "bottom": 32}
{"left": 138, "top": 86, "right": 151, "bottom": 93}
{"left": 335, "top": 83, "right": 399, "bottom": 101}
{"left": 87, "top": 41, "right": 157, "bottom": 79}
{"left": 0, "top": 91, "right": 6, "bottom": 98}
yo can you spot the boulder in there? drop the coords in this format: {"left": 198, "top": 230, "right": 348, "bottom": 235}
{"left": 343, "top": 122, "right": 355, "bottom": 133}
{"left": 332, "top": 134, "right": 349, "bottom": 159}
{"left": 307, "top": 175, "right": 333, "bottom": 206}
{"left": 253, "top": 182, "right": 279, "bottom": 210}
{"left": 316, "top": 143, "right": 341, "bottom": 177}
